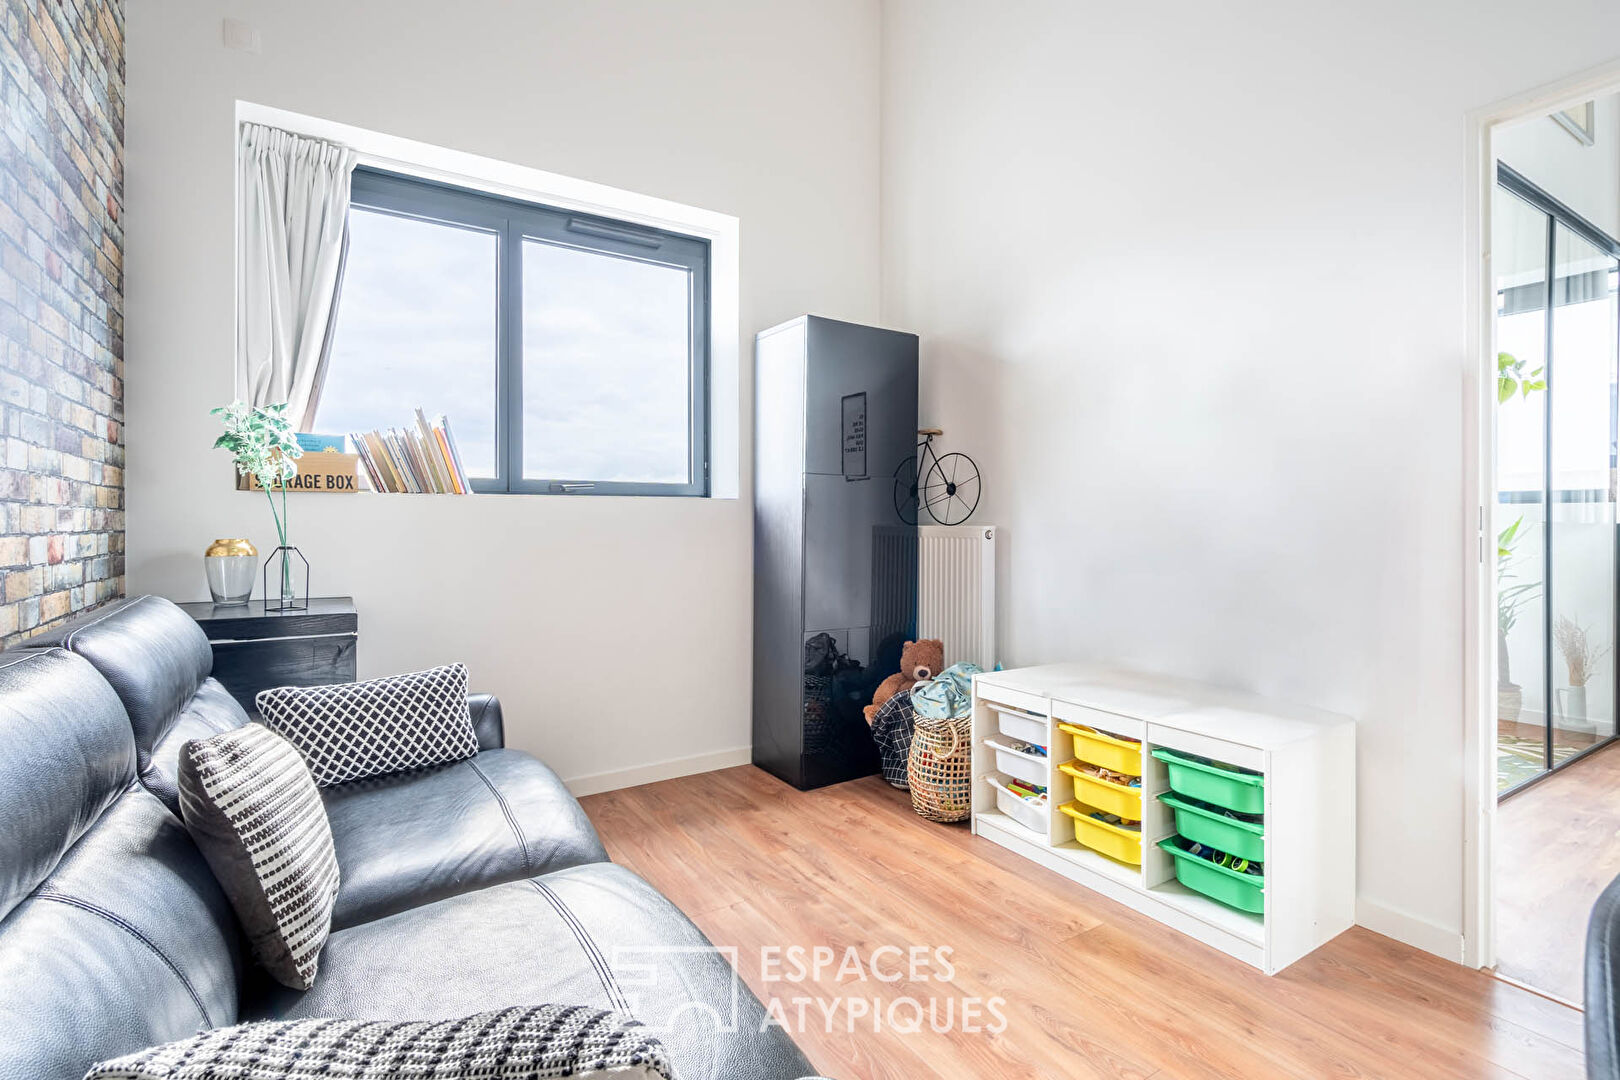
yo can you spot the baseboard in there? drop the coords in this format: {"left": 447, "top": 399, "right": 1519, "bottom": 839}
{"left": 564, "top": 745, "right": 752, "bottom": 797}
{"left": 1356, "top": 898, "right": 1464, "bottom": 962}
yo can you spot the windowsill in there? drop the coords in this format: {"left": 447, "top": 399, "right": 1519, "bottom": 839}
{"left": 243, "top": 488, "right": 738, "bottom": 502}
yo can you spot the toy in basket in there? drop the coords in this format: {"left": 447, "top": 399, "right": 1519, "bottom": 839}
{"left": 907, "top": 662, "right": 983, "bottom": 822}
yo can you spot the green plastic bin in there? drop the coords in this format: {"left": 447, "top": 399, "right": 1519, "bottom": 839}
{"left": 1151, "top": 747, "right": 1264, "bottom": 814}
{"left": 1157, "top": 790, "right": 1264, "bottom": 862}
{"left": 1158, "top": 836, "right": 1265, "bottom": 915}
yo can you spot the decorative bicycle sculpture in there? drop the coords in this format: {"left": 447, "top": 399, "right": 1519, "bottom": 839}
{"left": 894, "top": 428, "right": 981, "bottom": 526}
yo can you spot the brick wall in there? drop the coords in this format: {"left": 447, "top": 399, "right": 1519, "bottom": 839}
{"left": 0, "top": 0, "right": 124, "bottom": 646}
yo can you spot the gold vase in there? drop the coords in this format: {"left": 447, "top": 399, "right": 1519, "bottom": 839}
{"left": 204, "top": 538, "right": 258, "bottom": 605}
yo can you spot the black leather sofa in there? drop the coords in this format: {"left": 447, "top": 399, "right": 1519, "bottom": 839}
{"left": 1590, "top": 876, "right": 1620, "bottom": 1078}
{"left": 0, "top": 596, "right": 819, "bottom": 1080}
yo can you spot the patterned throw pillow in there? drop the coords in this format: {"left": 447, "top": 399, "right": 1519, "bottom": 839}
{"left": 178, "top": 724, "right": 340, "bottom": 990}
{"left": 84, "top": 1006, "right": 673, "bottom": 1080}
{"left": 256, "top": 663, "right": 479, "bottom": 787}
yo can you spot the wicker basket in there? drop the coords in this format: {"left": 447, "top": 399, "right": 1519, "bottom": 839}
{"left": 908, "top": 711, "right": 974, "bottom": 822}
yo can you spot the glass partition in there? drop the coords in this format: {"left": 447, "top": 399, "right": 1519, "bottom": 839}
{"left": 1548, "top": 226, "right": 1618, "bottom": 760}
{"left": 1495, "top": 169, "right": 1620, "bottom": 796}
{"left": 1494, "top": 188, "right": 1551, "bottom": 792}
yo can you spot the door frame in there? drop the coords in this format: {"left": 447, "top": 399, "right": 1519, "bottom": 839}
{"left": 1464, "top": 58, "right": 1620, "bottom": 971}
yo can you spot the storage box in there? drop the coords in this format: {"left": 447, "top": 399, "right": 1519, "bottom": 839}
{"left": 1061, "top": 801, "right": 1142, "bottom": 866}
{"left": 1059, "top": 721, "right": 1142, "bottom": 775}
{"left": 985, "top": 737, "right": 1046, "bottom": 787}
{"left": 1151, "top": 747, "right": 1264, "bottom": 814}
{"left": 992, "top": 705, "right": 1047, "bottom": 748}
{"left": 238, "top": 452, "right": 360, "bottom": 494}
{"left": 1158, "top": 790, "right": 1264, "bottom": 862}
{"left": 1059, "top": 761, "right": 1141, "bottom": 820}
{"left": 987, "top": 773, "right": 1048, "bottom": 835}
{"left": 1158, "top": 835, "right": 1265, "bottom": 914}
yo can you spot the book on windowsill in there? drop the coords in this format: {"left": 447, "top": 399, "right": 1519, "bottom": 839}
{"left": 348, "top": 411, "right": 471, "bottom": 494}
{"left": 294, "top": 432, "right": 347, "bottom": 454}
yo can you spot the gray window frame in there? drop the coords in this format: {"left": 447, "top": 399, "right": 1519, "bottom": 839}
{"left": 339, "top": 167, "right": 710, "bottom": 497}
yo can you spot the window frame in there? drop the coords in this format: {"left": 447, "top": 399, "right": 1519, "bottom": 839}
{"left": 339, "top": 167, "right": 711, "bottom": 497}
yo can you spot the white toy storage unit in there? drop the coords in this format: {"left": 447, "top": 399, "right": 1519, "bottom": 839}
{"left": 971, "top": 663, "right": 1355, "bottom": 975}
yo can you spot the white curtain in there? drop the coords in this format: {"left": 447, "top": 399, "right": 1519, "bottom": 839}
{"left": 237, "top": 123, "right": 357, "bottom": 428}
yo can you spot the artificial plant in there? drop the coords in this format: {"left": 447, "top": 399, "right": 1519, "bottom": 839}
{"left": 1555, "top": 615, "right": 1611, "bottom": 688}
{"left": 1497, "top": 515, "right": 1540, "bottom": 688}
{"left": 1495, "top": 351, "right": 1548, "bottom": 692}
{"left": 1498, "top": 352, "right": 1546, "bottom": 404}
{"left": 212, "top": 400, "right": 303, "bottom": 598}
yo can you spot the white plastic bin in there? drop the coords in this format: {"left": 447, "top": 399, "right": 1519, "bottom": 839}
{"left": 992, "top": 705, "right": 1047, "bottom": 748}
{"left": 987, "top": 773, "right": 1048, "bottom": 835}
{"left": 984, "top": 737, "right": 1047, "bottom": 786}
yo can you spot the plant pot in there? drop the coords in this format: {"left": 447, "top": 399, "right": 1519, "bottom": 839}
{"left": 1498, "top": 683, "right": 1523, "bottom": 725}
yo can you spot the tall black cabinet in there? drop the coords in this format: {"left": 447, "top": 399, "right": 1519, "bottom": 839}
{"left": 752, "top": 316, "right": 918, "bottom": 790}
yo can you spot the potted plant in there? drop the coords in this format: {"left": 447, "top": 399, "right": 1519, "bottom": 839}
{"left": 1554, "top": 616, "right": 1610, "bottom": 733}
{"left": 212, "top": 401, "right": 305, "bottom": 608}
{"left": 1497, "top": 516, "right": 1539, "bottom": 724}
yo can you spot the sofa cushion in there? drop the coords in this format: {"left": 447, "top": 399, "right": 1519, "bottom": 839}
{"left": 321, "top": 748, "right": 608, "bottom": 930}
{"left": 0, "top": 648, "right": 136, "bottom": 922}
{"left": 49, "top": 596, "right": 254, "bottom": 813}
{"left": 178, "top": 725, "right": 340, "bottom": 989}
{"left": 86, "top": 1006, "right": 674, "bottom": 1080}
{"left": 0, "top": 788, "right": 247, "bottom": 1080}
{"left": 250, "top": 863, "right": 817, "bottom": 1080}
{"left": 257, "top": 662, "right": 478, "bottom": 787}
{"left": 145, "top": 678, "right": 256, "bottom": 811}
{"left": 59, "top": 596, "right": 214, "bottom": 766}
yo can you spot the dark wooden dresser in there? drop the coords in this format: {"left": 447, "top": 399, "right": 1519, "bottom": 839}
{"left": 177, "top": 597, "right": 358, "bottom": 714}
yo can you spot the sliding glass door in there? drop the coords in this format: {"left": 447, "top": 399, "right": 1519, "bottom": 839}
{"left": 1495, "top": 166, "right": 1620, "bottom": 796}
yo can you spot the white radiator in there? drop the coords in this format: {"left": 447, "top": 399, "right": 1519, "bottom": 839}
{"left": 919, "top": 525, "right": 997, "bottom": 670}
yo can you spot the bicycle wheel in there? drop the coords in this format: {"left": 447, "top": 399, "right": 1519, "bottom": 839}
{"left": 892, "top": 456, "right": 918, "bottom": 525}
{"left": 920, "top": 452, "right": 981, "bottom": 525}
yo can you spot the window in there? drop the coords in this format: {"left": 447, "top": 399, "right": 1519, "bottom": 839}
{"left": 316, "top": 168, "right": 710, "bottom": 495}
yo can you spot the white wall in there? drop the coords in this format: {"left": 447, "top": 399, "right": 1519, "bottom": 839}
{"left": 124, "top": 0, "right": 882, "bottom": 791}
{"left": 879, "top": 1, "right": 1620, "bottom": 954}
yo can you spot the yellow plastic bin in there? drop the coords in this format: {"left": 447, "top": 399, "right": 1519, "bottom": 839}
{"left": 1058, "top": 722, "right": 1142, "bottom": 776}
{"left": 1058, "top": 761, "right": 1142, "bottom": 820}
{"left": 1060, "top": 801, "right": 1142, "bottom": 866}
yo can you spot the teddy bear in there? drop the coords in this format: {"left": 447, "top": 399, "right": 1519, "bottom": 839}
{"left": 863, "top": 638, "right": 945, "bottom": 724}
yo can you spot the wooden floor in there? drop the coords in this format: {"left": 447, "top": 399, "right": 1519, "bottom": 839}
{"left": 582, "top": 765, "right": 1586, "bottom": 1080}
{"left": 1497, "top": 741, "right": 1620, "bottom": 1004}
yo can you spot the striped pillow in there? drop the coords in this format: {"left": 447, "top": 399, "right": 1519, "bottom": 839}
{"left": 178, "top": 724, "right": 340, "bottom": 989}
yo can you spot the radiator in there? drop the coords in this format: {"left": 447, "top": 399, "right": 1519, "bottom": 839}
{"left": 918, "top": 525, "right": 997, "bottom": 670}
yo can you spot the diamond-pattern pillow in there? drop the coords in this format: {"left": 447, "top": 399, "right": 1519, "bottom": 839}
{"left": 256, "top": 663, "right": 478, "bottom": 787}
{"left": 178, "top": 724, "right": 340, "bottom": 989}
{"left": 84, "top": 1006, "right": 674, "bottom": 1080}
